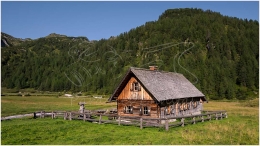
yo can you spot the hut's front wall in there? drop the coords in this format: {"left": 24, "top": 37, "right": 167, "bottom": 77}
{"left": 117, "top": 99, "right": 159, "bottom": 118}
{"left": 117, "top": 77, "right": 153, "bottom": 100}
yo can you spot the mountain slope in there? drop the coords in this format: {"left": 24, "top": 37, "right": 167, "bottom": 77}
{"left": 1, "top": 8, "right": 259, "bottom": 100}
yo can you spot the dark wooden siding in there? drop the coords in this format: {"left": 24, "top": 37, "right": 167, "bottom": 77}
{"left": 117, "top": 99, "right": 158, "bottom": 118}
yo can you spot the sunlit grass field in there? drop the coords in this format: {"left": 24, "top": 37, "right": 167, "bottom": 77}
{"left": 1, "top": 96, "right": 259, "bottom": 145}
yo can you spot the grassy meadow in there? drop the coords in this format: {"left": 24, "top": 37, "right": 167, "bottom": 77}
{"left": 1, "top": 95, "right": 259, "bottom": 145}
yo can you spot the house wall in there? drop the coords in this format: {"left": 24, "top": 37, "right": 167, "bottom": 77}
{"left": 159, "top": 98, "right": 204, "bottom": 118}
{"left": 117, "top": 77, "right": 158, "bottom": 118}
{"left": 117, "top": 100, "right": 159, "bottom": 118}
{"left": 117, "top": 77, "right": 153, "bottom": 100}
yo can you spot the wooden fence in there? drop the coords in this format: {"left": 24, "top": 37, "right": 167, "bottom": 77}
{"left": 60, "top": 110, "right": 227, "bottom": 131}
{"left": 2, "top": 110, "right": 227, "bottom": 131}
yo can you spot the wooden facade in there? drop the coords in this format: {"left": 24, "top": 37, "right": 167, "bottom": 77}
{"left": 109, "top": 67, "right": 207, "bottom": 119}
{"left": 117, "top": 77, "right": 159, "bottom": 118}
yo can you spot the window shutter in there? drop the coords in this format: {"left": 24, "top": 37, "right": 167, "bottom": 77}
{"left": 194, "top": 101, "right": 197, "bottom": 108}
{"left": 138, "top": 84, "right": 141, "bottom": 91}
{"left": 130, "top": 83, "right": 133, "bottom": 91}
{"left": 130, "top": 106, "right": 133, "bottom": 114}
{"left": 148, "top": 107, "right": 151, "bottom": 116}
{"left": 139, "top": 106, "right": 143, "bottom": 115}
{"left": 123, "top": 106, "right": 126, "bottom": 113}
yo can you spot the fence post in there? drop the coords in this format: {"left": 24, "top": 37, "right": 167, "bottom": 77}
{"left": 64, "top": 112, "right": 67, "bottom": 120}
{"left": 165, "top": 119, "right": 169, "bottom": 131}
{"left": 181, "top": 118, "right": 184, "bottom": 127}
{"left": 118, "top": 116, "right": 121, "bottom": 126}
{"left": 99, "top": 115, "right": 102, "bottom": 124}
{"left": 51, "top": 111, "right": 54, "bottom": 119}
{"left": 215, "top": 113, "right": 218, "bottom": 120}
{"left": 208, "top": 114, "right": 211, "bottom": 121}
{"left": 140, "top": 117, "right": 143, "bottom": 129}
{"left": 83, "top": 113, "right": 86, "bottom": 122}
{"left": 40, "top": 111, "right": 43, "bottom": 118}
{"left": 225, "top": 112, "right": 228, "bottom": 118}
{"left": 69, "top": 112, "right": 72, "bottom": 121}
{"left": 201, "top": 116, "right": 204, "bottom": 122}
{"left": 193, "top": 117, "right": 196, "bottom": 124}
{"left": 220, "top": 112, "right": 223, "bottom": 120}
{"left": 34, "top": 112, "right": 36, "bottom": 119}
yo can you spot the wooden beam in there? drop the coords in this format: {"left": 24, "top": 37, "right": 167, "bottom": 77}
{"left": 181, "top": 118, "right": 184, "bottom": 127}
{"left": 192, "top": 117, "right": 196, "bottom": 124}
{"left": 165, "top": 119, "right": 169, "bottom": 131}
{"left": 99, "top": 115, "right": 102, "bottom": 124}
{"left": 140, "top": 118, "right": 143, "bottom": 129}
{"left": 64, "top": 112, "right": 67, "bottom": 120}
{"left": 69, "top": 112, "right": 72, "bottom": 121}
{"left": 118, "top": 116, "right": 121, "bottom": 126}
{"left": 83, "top": 114, "right": 86, "bottom": 122}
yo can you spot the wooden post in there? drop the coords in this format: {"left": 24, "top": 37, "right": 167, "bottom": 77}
{"left": 51, "top": 111, "right": 54, "bottom": 119}
{"left": 220, "top": 112, "right": 223, "bottom": 120}
{"left": 165, "top": 119, "right": 169, "bottom": 131}
{"left": 99, "top": 115, "right": 102, "bottom": 124}
{"left": 201, "top": 116, "right": 204, "bottom": 122}
{"left": 118, "top": 116, "right": 121, "bottom": 126}
{"left": 69, "top": 112, "right": 72, "bottom": 121}
{"left": 208, "top": 114, "right": 211, "bottom": 121}
{"left": 181, "top": 118, "right": 184, "bottom": 127}
{"left": 225, "top": 112, "right": 228, "bottom": 118}
{"left": 33, "top": 112, "right": 36, "bottom": 119}
{"left": 43, "top": 111, "right": 45, "bottom": 118}
{"left": 83, "top": 114, "right": 86, "bottom": 122}
{"left": 64, "top": 112, "right": 67, "bottom": 120}
{"left": 140, "top": 118, "right": 143, "bottom": 129}
{"left": 215, "top": 113, "right": 218, "bottom": 120}
{"left": 40, "top": 111, "right": 43, "bottom": 118}
{"left": 193, "top": 117, "right": 196, "bottom": 124}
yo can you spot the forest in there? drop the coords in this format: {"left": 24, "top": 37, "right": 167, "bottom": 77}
{"left": 1, "top": 8, "right": 259, "bottom": 100}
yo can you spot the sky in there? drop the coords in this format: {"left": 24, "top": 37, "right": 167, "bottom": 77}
{"left": 1, "top": 1, "right": 259, "bottom": 41}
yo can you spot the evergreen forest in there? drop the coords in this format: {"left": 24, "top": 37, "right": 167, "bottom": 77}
{"left": 1, "top": 8, "right": 259, "bottom": 100}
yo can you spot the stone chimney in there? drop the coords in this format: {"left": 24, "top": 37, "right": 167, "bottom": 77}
{"left": 149, "top": 66, "right": 158, "bottom": 71}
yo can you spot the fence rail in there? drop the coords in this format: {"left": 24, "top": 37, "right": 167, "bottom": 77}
{"left": 1, "top": 110, "right": 227, "bottom": 131}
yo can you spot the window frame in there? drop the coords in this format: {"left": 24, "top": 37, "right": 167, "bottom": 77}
{"left": 143, "top": 106, "right": 149, "bottom": 115}
{"left": 130, "top": 82, "right": 141, "bottom": 92}
{"left": 140, "top": 106, "right": 150, "bottom": 116}
{"left": 124, "top": 106, "right": 133, "bottom": 114}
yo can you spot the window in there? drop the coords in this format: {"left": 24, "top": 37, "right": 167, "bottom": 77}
{"left": 143, "top": 106, "right": 148, "bottom": 115}
{"left": 134, "top": 82, "right": 139, "bottom": 91}
{"left": 140, "top": 106, "right": 150, "bottom": 116}
{"left": 130, "top": 82, "right": 141, "bottom": 91}
{"left": 124, "top": 106, "right": 133, "bottom": 114}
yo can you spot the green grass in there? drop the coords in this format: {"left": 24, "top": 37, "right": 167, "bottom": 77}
{"left": 1, "top": 96, "right": 116, "bottom": 117}
{"left": 1, "top": 96, "right": 259, "bottom": 145}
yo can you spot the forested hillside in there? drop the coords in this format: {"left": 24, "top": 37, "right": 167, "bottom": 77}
{"left": 1, "top": 8, "right": 259, "bottom": 100}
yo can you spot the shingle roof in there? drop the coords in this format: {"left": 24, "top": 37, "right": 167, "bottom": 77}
{"left": 108, "top": 67, "right": 206, "bottom": 102}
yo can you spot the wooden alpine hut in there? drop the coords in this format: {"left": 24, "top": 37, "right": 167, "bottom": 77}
{"left": 108, "top": 66, "right": 207, "bottom": 119}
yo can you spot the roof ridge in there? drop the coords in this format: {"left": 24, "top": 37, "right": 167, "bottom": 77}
{"left": 130, "top": 66, "right": 183, "bottom": 75}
